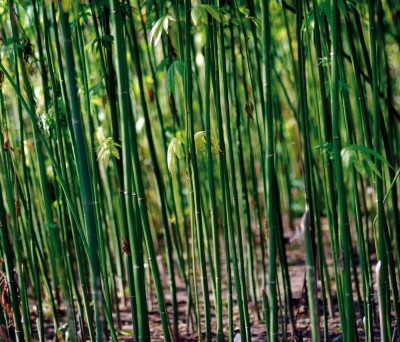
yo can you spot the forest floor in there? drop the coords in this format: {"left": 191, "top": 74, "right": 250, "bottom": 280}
{"left": 113, "top": 216, "right": 383, "bottom": 341}
{"left": 113, "top": 246, "right": 337, "bottom": 341}
{"left": 30, "top": 217, "right": 385, "bottom": 341}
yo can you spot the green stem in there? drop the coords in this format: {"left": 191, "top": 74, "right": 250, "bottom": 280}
{"left": 59, "top": 6, "right": 105, "bottom": 341}
{"left": 330, "top": 2, "right": 357, "bottom": 340}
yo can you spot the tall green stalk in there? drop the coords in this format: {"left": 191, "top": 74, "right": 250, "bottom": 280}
{"left": 262, "top": 1, "right": 279, "bottom": 341}
{"left": 184, "top": 0, "right": 211, "bottom": 339}
{"left": 295, "top": 1, "right": 320, "bottom": 340}
{"left": 226, "top": 13, "right": 251, "bottom": 341}
{"left": 217, "top": 1, "right": 248, "bottom": 339}
{"left": 368, "top": 1, "right": 390, "bottom": 340}
{"left": 330, "top": 2, "right": 357, "bottom": 340}
{"left": 126, "top": 10, "right": 179, "bottom": 339}
{"left": 212, "top": 20, "right": 233, "bottom": 340}
{"left": 204, "top": 14, "right": 222, "bottom": 341}
{"left": 59, "top": 5, "right": 105, "bottom": 341}
{"left": 108, "top": 1, "right": 149, "bottom": 340}
{"left": 110, "top": 1, "right": 172, "bottom": 340}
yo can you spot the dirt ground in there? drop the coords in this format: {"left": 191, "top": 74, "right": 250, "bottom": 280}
{"left": 29, "top": 217, "right": 385, "bottom": 341}
{"left": 113, "top": 257, "right": 336, "bottom": 341}
{"left": 112, "top": 223, "right": 375, "bottom": 341}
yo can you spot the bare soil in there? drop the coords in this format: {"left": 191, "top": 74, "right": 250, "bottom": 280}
{"left": 113, "top": 219, "right": 377, "bottom": 341}
{"left": 28, "top": 217, "right": 385, "bottom": 341}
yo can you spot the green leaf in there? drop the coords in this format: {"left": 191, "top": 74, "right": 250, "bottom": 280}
{"left": 149, "top": 15, "right": 175, "bottom": 46}
{"left": 365, "top": 157, "right": 382, "bottom": 179}
{"left": 318, "top": 56, "right": 330, "bottom": 67}
{"left": 88, "top": 35, "right": 113, "bottom": 53}
{"left": 351, "top": 156, "right": 367, "bottom": 178}
{"left": 201, "top": 4, "right": 222, "bottom": 22}
{"left": 315, "top": 142, "right": 333, "bottom": 160}
{"left": 348, "top": 144, "right": 394, "bottom": 170}
{"left": 149, "top": 17, "right": 164, "bottom": 46}
{"left": 191, "top": 4, "right": 222, "bottom": 26}
{"left": 166, "top": 65, "right": 175, "bottom": 94}
{"left": 340, "top": 144, "right": 392, "bottom": 179}
{"left": 194, "top": 131, "right": 207, "bottom": 152}
{"left": 236, "top": 6, "right": 260, "bottom": 28}
{"left": 166, "top": 60, "right": 184, "bottom": 94}
{"left": 238, "top": 6, "right": 250, "bottom": 17}
{"left": 96, "top": 137, "right": 122, "bottom": 169}
{"left": 111, "top": 146, "right": 120, "bottom": 159}
{"left": 339, "top": 80, "right": 350, "bottom": 92}
{"left": 341, "top": 147, "right": 355, "bottom": 179}
{"left": 89, "top": 37, "right": 100, "bottom": 52}
{"left": 174, "top": 60, "right": 185, "bottom": 76}
{"left": 191, "top": 6, "right": 207, "bottom": 26}
{"left": 167, "top": 137, "right": 185, "bottom": 173}
{"left": 194, "top": 131, "right": 222, "bottom": 154}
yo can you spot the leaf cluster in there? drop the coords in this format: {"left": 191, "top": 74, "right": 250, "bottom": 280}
{"left": 316, "top": 142, "right": 394, "bottom": 179}
{"left": 95, "top": 137, "right": 121, "bottom": 169}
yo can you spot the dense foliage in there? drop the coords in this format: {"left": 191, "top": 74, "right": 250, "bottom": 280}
{"left": 0, "top": 0, "right": 399, "bottom": 341}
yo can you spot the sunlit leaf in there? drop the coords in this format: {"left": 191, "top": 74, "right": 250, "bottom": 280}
{"left": 194, "top": 131, "right": 207, "bottom": 152}
{"left": 341, "top": 147, "right": 357, "bottom": 179}
{"left": 167, "top": 137, "right": 185, "bottom": 173}
{"left": 194, "top": 131, "right": 222, "bottom": 154}
{"left": 149, "top": 15, "right": 175, "bottom": 46}
{"left": 340, "top": 144, "right": 391, "bottom": 179}
{"left": 191, "top": 4, "right": 222, "bottom": 26}
{"left": 201, "top": 4, "right": 222, "bottom": 22}
{"left": 111, "top": 146, "right": 120, "bottom": 159}
{"left": 96, "top": 137, "right": 122, "bottom": 169}
{"left": 348, "top": 144, "right": 394, "bottom": 170}
{"left": 191, "top": 6, "right": 207, "bottom": 26}
{"left": 236, "top": 6, "right": 260, "bottom": 27}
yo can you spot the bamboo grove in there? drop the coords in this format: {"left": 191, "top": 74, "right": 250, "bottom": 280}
{"left": 0, "top": 0, "right": 399, "bottom": 341}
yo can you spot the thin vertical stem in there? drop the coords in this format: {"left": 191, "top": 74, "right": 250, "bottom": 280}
{"left": 330, "top": 2, "right": 357, "bottom": 340}
{"left": 262, "top": 1, "right": 279, "bottom": 341}
{"left": 59, "top": 5, "right": 105, "bottom": 341}
{"left": 184, "top": 0, "right": 211, "bottom": 339}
